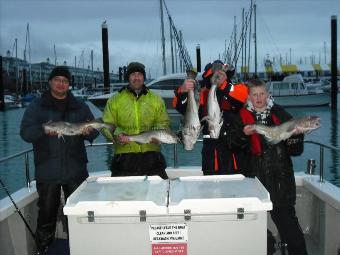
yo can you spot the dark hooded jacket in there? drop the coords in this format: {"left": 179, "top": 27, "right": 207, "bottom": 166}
{"left": 20, "top": 91, "right": 98, "bottom": 184}
{"left": 223, "top": 104, "right": 304, "bottom": 206}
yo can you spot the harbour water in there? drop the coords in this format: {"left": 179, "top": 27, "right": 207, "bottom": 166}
{"left": 0, "top": 96, "right": 339, "bottom": 199}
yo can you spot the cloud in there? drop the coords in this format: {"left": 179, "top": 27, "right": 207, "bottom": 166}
{"left": 0, "top": 0, "right": 339, "bottom": 77}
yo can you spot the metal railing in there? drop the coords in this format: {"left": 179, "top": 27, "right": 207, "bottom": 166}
{"left": 0, "top": 140, "right": 339, "bottom": 191}
{"left": 304, "top": 140, "right": 340, "bottom": 182}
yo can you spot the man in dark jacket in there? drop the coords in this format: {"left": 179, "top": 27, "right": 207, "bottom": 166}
{"left": 225, "top": 79, "right": 308, "bottom": 255}
{"left": 20, "top": 66, "right": 98, "bottom": 254}
{"left": 173, "top": 60, "right": 248, "bottom": 175}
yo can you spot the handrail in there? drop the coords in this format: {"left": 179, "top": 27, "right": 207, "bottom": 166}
{"left": 304, "top": 140, "right": 340, "bottom": 183}
{"left": 0, "top": 140, "right": 339, "bottom": 191}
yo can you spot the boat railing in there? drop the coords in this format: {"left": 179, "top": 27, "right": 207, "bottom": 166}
{"left": 0, "top": 140, "right": 339, "bottom": 191}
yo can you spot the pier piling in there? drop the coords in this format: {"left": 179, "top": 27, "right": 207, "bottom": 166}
{"left": 331, "top": 15, "right": 338, "bottom": 110}
{"left": 102, "top": 21, "right": 110, "bottom": 93}
{"left": 0, "top": 56, "right": 4, "bottom": 111}
{"left": 196, "top": 44, "right": 201, "bottom": 73}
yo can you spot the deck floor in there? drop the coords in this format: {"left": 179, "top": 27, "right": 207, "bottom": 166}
{"left": 50, "top": 236, "right": 319, "bottom": 255}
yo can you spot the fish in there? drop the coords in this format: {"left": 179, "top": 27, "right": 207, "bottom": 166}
{"left": 181, "top": 70, "right": 201, "bottom": 150}
{"left": 201, "top": 63, "right": 224, "bottom": 139}
{"left": 43, "top": 119, "right": 115, "bottom": 139}
{"left": 126, "top": 129, "right": 180, "bottom": 144}
{"left": 250, "top": 115, "right": 321, "bottom": 144}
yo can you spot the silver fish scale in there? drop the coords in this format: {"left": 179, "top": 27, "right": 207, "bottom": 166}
{"left": 182, "top": 89, "right": 201, "bottom": 150}
{"left": 127, "top": 130, "right": 179, "bottom": 144}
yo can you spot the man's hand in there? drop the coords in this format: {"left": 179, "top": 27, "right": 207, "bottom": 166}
{"left": 211, "top": 70, "right": 227, "bottom": 87}
{"left": 243, "top": 125, "right": 256, "bottom": 136}
{"left": 45, "top": 130, "right": 58, "bottom": 136}
{"left": 117, "top": 134, "right": 130, "bottom": 144}
{"left": 179, "top": 79, "right": 196, "bottom": 92}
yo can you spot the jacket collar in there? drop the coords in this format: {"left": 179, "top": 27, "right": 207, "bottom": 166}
{"left": 41, "top": 90, "right": 81, "bottom": 109}
{"left": 119, "top": 84, "right": 149, "bottom": 98}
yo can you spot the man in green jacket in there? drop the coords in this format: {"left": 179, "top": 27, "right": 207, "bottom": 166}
{"left": 102, "top": 62, "right": 170, "bottom": 179}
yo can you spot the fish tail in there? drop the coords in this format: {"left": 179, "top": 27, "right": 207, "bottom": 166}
{"left": 104, "top": 123, "right": 116, "bottom": 133}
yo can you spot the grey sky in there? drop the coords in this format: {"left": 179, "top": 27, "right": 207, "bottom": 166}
{"left": 0, "top": 0, "right": 339, "bottom": 78}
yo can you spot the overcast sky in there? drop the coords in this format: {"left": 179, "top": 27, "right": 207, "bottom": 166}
{"left": 0, "top": 0, "right": 339, "bottom": 78}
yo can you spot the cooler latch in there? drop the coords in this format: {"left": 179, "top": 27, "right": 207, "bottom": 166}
{"left": 139, "top": 210, "right": 147, "bottom": 222}
{"left": 237, "top": 208, "right": 244, "bottom": 219}
{"left": 184, "top": 209, "right": 191, "bottom": 221}
{"left": 87, "top": 211, "right": 95, "bottom": 222}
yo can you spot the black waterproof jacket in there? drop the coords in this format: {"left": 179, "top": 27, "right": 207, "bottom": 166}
{"left": 20, "top": 91, "right": 98, "bottom": 184}
{"left": 173, "top": 83, "right": 247, "bottom": 175}
{"left": 222, "top": 104, "right": 304, "bottom": 206}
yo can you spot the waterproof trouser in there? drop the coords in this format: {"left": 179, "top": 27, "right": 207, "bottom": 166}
{"left": 35, "top": 182, "right": 82, "bottom": 252}
{"left": 268, "top": 205, "right": 308, "bottom": 255}
{"left": 201, "top": 138, "right": 246, "bottom": 175}
{"left": 110, "top": 151, "right": 168, "bottom": 179}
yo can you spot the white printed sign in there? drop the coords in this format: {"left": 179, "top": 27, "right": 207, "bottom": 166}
{"left": 149, "top": 224, "right": 188, "bottom": 243}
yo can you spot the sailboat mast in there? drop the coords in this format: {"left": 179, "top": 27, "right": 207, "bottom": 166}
{"left": 247, "top": 0, "right": 253, "bottom": 77}
{"left": 254, "top": 4, "right": 257, "bottom": 75}
{"left": 234, "top": 16, "right": 237, "bottom": 69}
{"left": 160, "top": 0, "right": 166, "bottom": 75}
{"left": 169, "top": 17, "right": 175, "bottom": 74}
{"left": 54, "top": 44, "right": 57, "bottom": 66}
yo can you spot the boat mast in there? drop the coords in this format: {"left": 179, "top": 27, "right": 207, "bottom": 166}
{"left": 24, "top": 23, "right": 32, "bottom": 92}
{"left": 169, "top": 16, "right": 175, "bottom": 74}
{"left": 254, "top": 3, "right": 257, "bottom": 76}
{"left": 54, "top": 44, "right": 57, "bottom": 65}
{"left": 247, "top": 0, "right": 253, "bottom": 78}
{"left": 160, "top": 0, "right": 166, "bottom": 75}
{"left": 234, "top": 16, "right": 237, "bottom": 71}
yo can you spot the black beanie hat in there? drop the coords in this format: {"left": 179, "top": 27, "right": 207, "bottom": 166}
{"left": 126, "top": 62, "right": 146, "bottom": 79}
{"left": 49, "top": 66, "right": 71, "bottom": 82}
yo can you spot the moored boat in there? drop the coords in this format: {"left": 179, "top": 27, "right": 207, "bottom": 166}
{"left": 267, "top": 74, "right": 330, "bottom": 107}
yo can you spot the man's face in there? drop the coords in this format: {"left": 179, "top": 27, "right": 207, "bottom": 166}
{"left": 49, "top": 76, "right": 69, "bottom": 99}
{"left": 249, "top": 85, "right": 269, "bottom": 110}
{"left": 128, "top": 72, "right": 144, "bottom": 90}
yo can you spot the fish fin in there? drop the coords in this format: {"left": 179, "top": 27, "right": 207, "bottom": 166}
{"left": 58, "top": 134, "right": 65, "bottom": 142}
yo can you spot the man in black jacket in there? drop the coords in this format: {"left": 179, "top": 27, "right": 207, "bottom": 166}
{"left": 225, "top": 79, "right": 308, "bottom": 255}
{"left": 20, "top": 66, "right": 99, "bottom": 254}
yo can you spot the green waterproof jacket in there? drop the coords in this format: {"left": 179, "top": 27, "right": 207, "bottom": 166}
{"left": 102, "top": 86, "right": 170, "bottom": 154}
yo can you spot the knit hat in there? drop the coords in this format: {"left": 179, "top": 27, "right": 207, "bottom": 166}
{"left": 49, "top": 66, "right": 71, "bottom": 82}
{"left": 126, "top": 62, "right": 146, "bottom": 79}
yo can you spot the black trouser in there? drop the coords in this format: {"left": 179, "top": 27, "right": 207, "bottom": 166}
{"left": 111, "top": 151, "right": 168, "bottom": 179}
{"left": 268, "top": 205, "right": 308, "bottom": 255}
{"left": 202, "top": 138, "right": 245, "bottom": 175}
{"left": 35, "top": 181, "right": 82, "bottom": 251}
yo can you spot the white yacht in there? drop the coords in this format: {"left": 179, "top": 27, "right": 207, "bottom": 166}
{"left": 267, "top": 74, "right": 330, "bottom": 107}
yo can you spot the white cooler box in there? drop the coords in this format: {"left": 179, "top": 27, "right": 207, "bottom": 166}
{"left": 63, "top": 174, "right": 272, "bottom": 255}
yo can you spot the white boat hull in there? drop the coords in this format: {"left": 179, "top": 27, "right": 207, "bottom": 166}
{"left": 273, "top": 92, "right": 330, "bottom": 107}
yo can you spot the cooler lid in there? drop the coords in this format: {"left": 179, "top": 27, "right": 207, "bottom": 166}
{"left": 63, "top": 176, "right": 168, "bottom": 216}
{"left": 168, "top": 175, "right": 272, "bottom": 213}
